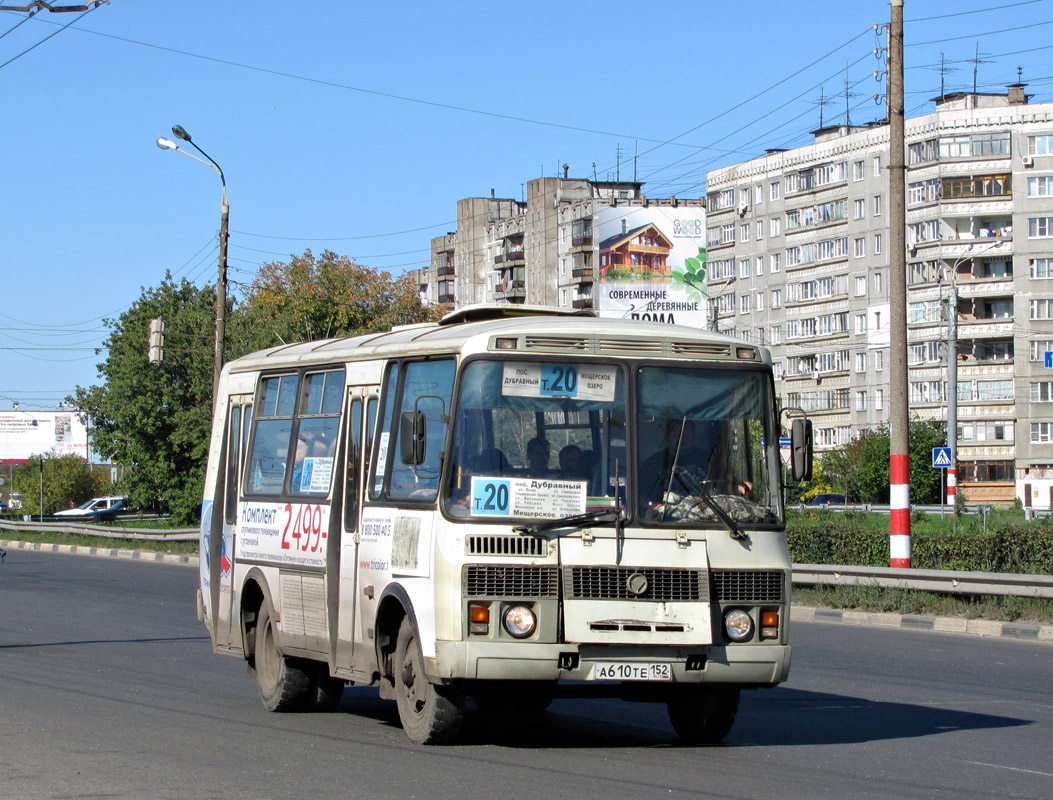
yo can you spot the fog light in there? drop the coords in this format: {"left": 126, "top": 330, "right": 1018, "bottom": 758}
{"left": 724, "top": 609, "right": 753, "bottom": 642}
{"left": 502, "top": 604, "right": 537, "bottom": 639}
{"left": 469, "top": 603, "right": 490, "bottom": 635}
{"left": 760, "top": 609, "right": 779, "bottom": 639}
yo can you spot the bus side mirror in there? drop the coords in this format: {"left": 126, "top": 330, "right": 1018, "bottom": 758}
{"left": 400, "top": 410, "right": 426, "bottom": 465}
{"left": 791, "top": 418, "right": 813, "bottom": 481}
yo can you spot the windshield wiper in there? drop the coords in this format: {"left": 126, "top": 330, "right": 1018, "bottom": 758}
{"left": 513, "top": 508, "right": 620, "bottom": 535}
{"left": 671, "top": 466, "right": 746, "bottom": 540}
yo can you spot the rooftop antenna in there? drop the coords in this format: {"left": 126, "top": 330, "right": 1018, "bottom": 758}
{"left": 842, "top": 61, "right": 860, "bottom": 126}
{"left": 810, "top": 85, "right": 834, "bottom": 128}
{"left": 615, "top": 143, "right": 623, "bottom": 182}
{"left": 971, "top": 43, "right": 993, "bottom": 106}
{"left": 633, "top": 140, "right": 638, "bottom": 183}
{"left": 592, "top": 162, "right": 597, "bottom": 181}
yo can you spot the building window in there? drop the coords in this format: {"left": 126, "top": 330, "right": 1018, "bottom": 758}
{"left": 770, "top": 252, "right": 782, "bottom": 272}
{"left": 757, "top": 221, "right": 764, "bottom": 240}
{"left": 908, "top": 139, "right": 938, "bottom": 165}
{"left": 1030, "top": 339, "right": 1053, "bottom": 361}
{"left": 854, "top": 237, "right": 866, "bottom": 257}
{"left": 1030, "top": 258, "right": 1053, "bottom": 279}
{"left": 740, "top": 294, "right": 751, "bottom": 314}
{"left": 853, "top": 198, "right": 865, "bottom": 219}
{"left": 755, "top": 185, "right": 763, "bottom": 204}
{"left": 1032, "top": 382, "right": 1053, "bottom": 402}
{"left": 853, "top": 160, "right": 865, "bottom": 180}
{"left": 875, "top": 350, "right": 884, "bottom": 371}
{"left": 856, "top": 391, "right": 867, "bottom": 411}
{"left": 855, "top": 276, "right": 867, "bottom": 296}
{"left": 855, "top": 313, "right": 867, "bottom": 334}
{"left": 874, "top": 233, "right": 883, "bottom": 255}
{"left": 872, "top": 155, "right": 881, "bottom": 176}
{"left": 1030, "top": 217, "right": 1053, "bottom": 238}
{"left": 741, "top": 223, "right": 750, "bottom": 242}
{"left": 910, "top": 381, "right": 945, "bottom": 403}
{"left": 770, "top": 181, "right": 780, "bottom": 200}
{"left": 1030, "top": 176, "right": 1053, "bottom": 198}
{"left": 771, "top": 324, "right": 782, "bottom": 344}
{"left": 773, "top": 361, "right": 783, "bottom": 380}
{"left": 855, "top": 352, "right": 867, "bottom": 372}
{"left": 874, "top": 272, "right": 883, "bottom": 294}
{"left": 1028, "top": 134, "right": 1053, "bottom": 155}
{"left": 770, "top": 217, "right": 782, "bottom": 236}
{"left": 756, "top": 256, "right": 764, "bottom": 276}
{"left": 756, "top": 292, "right": 765, "bottom": 312}
{"left": 771, "top": 289, "right": 781, "bottom": 308}
{"left": 873, "top": 195, "right": 883, "bottom": 216}
{"left": 739, "top": 259, "right": 751, "bottom": 279}
{"left": 875, "top": 389, "right": 883, "bottom": 410}
{"left": 1031, "top": 422, "right": 1053, "bottom": 443}
{"left": 1030, "top": 298, "right": 1053, "bottom": 320}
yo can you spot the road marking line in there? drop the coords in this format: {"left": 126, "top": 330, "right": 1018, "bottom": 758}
{"left": 967, "top": 761, "right": 1053, "bottom": 778}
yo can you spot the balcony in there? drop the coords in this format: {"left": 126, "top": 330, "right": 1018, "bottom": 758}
{"left": 437, "top": 263, "right": 456, "bottom": 278}
{"left": 494, "top": 248, "right": 525, "bottom": 265}
{"left": 438, "top": 292, "right": 455, "bottom": 304}
{"left": 495, "top": 280, "right": 526, "bottom": 300}
{"left": 572, "top": 297, "right": 593, "bottom": 310}
{"left": 571, "top": 266, "right": 593, "bottom": 281}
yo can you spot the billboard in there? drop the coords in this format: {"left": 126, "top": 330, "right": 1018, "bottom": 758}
{"left": 0, "top": 410, "right": 89, "bottom": 462}
{"left": 595, "top": 205, "right": 708, "bottom": 329}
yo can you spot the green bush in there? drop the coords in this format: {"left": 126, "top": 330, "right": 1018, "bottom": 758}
{"left": 787, "top": 513, "right": 1053, "bottom": 574}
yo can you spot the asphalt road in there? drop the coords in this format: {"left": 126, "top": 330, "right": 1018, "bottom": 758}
{"left": 0, "top": 550, "right": 1050, "bottom": 800}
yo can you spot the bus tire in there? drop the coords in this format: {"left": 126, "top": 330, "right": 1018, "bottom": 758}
{"left": 666, "top": 686, "right": 740, "bottom": 744}
{"left": 393, "top": 617, "right": 463, "bottom": 744}
{"left": 254, "top": 597, "right": 311, "bottom": 712}
{"left": 308, "top": 666, "right": 345, "bottom": 712}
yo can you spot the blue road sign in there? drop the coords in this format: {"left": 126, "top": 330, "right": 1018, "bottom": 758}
{"left": 932, "top": 447, "right": 952, "bottom": 468}
{"left": 1046, "top": 351, "right": 1053, "bottom": 368}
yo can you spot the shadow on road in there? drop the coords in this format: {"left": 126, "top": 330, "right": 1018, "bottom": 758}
{"left": 332, "top": 684, "right": 1030, "bottom": 749}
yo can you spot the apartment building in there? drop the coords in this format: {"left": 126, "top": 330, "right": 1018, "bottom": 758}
{"left": 704, "top": 85, "right": 1053, "bottom": 506}
{"left": 414, "top": 175, "right": 705, "bottom": 314}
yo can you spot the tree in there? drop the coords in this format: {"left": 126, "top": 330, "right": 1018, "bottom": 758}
{"left": 12, "top": 454, "right": 110, "bottom": 516}
{"left": 817, "top": 415, "right": 948, "bottom": 505}
{"left": 232, "top": 249, "right": 438, "bottom": 353}
{"left": 75, "top": 275, "right": 216, "bottom": 524}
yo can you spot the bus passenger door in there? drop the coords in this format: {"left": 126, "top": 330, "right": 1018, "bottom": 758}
{"left": 215, "top": 395, "right": 252, "bottom": 650}
{"left": 334, "top": 391, "right": 375, "bottom": 672}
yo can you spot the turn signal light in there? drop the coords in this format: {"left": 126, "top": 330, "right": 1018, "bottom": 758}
{"left": 469, "top": 603, "right": 490, "bottom": 635}
{"left": 760, "top": 609, "right": 780, "bottom": 639}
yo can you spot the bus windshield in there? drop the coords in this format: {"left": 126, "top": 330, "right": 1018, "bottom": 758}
{"left": 443, "top": 358, "right": 781, "bottom": 527}
{"left": 636, "top": 365, "right": 780, "bottom": 527}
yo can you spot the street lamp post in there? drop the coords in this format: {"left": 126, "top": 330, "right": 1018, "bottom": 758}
{"left": 156, "top": 127, "right": 229, "bottom": 409}
{"left": 944, "top": 239, "right": 1002, "bottom": 524}
{"left": 707, "top": 275, "right": 737, "bottom": 332}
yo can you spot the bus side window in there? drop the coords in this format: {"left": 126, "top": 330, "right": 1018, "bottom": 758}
{"left": 223, "top": 405, "right": 242, "bottom": 525}
{"left": 246, "top": 374, "right": 298, "bottom": 496}
{"left": 387, "top": 359, "right": 454, "bottom": 502}
{"left": 343, "top": 397, "right": 363, "bottom": 530}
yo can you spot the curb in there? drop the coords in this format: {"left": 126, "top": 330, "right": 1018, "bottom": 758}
{"left": 4, "top": 539, "right": 1050, "bottom": 644}
{"left": 0, "top": 538, "right": 197, "bottom": 568}
{"left": 792, "top": 605, "right": 1053, "bottom": 643}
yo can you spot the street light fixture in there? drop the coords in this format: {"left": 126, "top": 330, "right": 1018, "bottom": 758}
{"left": 156, "top": 126, "right": 229, "bottom": 409}
{"left": 707, "top": 275, "right": 737, "bottom": 332}
{"left": 944, "top": 239, "right": 1003, "bottom": 521}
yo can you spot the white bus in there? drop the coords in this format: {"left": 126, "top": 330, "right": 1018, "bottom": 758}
{"left": 198, "top": 305, "right": 812, "bottom": 744}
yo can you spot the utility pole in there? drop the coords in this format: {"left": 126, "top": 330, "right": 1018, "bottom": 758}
{"left": 888, "top": 0, "right": 911, "bottom": 567}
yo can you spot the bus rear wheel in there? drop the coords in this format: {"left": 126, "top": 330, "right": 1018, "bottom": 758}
{"left": 254, "top": 597, "right": 310, "bottom": 712}
{"left": 393, "top": 617, "right": 464, "bottom": 744}
{"left": 666, "top": 686, "right": 740, "bottom": 744}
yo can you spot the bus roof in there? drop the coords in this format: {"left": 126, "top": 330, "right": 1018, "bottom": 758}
{"left": 223, "top": 305, "right": 768, "bottom": 375}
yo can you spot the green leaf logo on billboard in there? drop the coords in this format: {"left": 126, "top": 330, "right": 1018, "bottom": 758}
{"left": 671, "top": 247, "right": 707, "bottom": 303}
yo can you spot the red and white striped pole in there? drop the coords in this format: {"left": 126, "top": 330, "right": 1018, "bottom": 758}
{"left": 946, "top": 466, "right": 956, "bottom": 507}
{"left": 890, "top": 453, "right": 911, "bottom": 568}
{"left": 887, "top": 0, "right": 911, "bottom": 568}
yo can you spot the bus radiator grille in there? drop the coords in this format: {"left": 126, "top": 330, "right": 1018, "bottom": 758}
{"left": 564, "top": 567, "right": 708, "bottom": 602}
{"left": 711, "top": 570, "right": 785, "bottom": 603}
{"left": 463, "top": 565, "right": 559, "bottom": 598}
{"left": 465, "top": 534, "right": 548, "bottom": 557}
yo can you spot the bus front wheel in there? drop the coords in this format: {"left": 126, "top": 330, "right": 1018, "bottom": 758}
{"left": 254, "top": 597, "right": 311, "bottom": 712}
{"left": 393, "top": 617, "right": 464, "bottom": 744}
{"left": 666, "top": 686, "right": 740, "bottom": 744}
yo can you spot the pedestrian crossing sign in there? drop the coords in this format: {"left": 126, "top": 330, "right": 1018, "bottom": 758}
{"left": 932, "top": 447, "right": 952, "bottom": 468}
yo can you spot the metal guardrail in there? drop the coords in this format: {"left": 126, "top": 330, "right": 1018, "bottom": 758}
{"left": 793, "top": 563, "right": 1053, "bottom": 599}
{"left": 2, "top": 521, "right": 1050, "bottom": 599}
{"left": 0, "top": 519, "right": 197, "bottom": 542}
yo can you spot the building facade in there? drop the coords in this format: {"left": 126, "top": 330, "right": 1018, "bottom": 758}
{"left": 704, "top": 85, "right": 1053, "bottom": 506}
{"left": 414, "top": 176, "right": 705, "bottom": 313}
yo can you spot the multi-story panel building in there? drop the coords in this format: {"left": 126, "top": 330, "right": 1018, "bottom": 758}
{"left": 414, "top": 175, "right": 704, "bottom": 313}
{"left": 705, "top": 84, "right": 1053, "bottom": 506}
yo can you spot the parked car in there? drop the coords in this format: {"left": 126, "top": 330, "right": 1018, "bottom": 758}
{"left": 53, "top": 496, "right": 127, "bottom": 518}
{"left": 804, "top": 493, "right": 853, "bottom": 507}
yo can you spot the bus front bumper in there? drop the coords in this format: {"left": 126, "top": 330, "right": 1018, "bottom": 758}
{"left": 429, "top": 641, "right": 791, "bottom": 687}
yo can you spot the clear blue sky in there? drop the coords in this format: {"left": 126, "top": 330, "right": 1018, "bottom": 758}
{"left": 2, "top": 0, "right": 1050, "bottom": 409}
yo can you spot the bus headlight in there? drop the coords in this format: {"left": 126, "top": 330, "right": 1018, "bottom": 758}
{"left": 724, "top": 609, "right": 753, "bottom": 642}
{"left": 502, "top": 604, "right": 537, "bottom": 639}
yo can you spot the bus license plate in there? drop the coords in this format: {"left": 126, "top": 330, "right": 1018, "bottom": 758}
{"left": 593, "top": 662, "right": 672, "bottom": 682}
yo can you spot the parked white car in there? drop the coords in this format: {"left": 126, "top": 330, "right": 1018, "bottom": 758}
{"left": 54, "top": 496, "right": 127, "bottom": 517}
